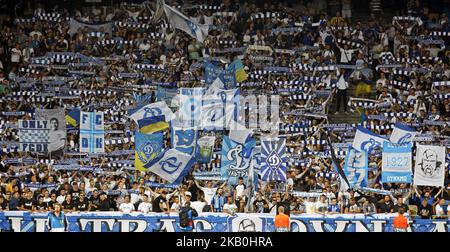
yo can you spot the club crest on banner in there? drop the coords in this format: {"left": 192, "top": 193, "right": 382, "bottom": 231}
{"left": 260, "top": 138, "right": 287, "bottom": 181}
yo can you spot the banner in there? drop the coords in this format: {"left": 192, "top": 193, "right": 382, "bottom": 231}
{"left": 35, "top": 108, "right": 66, "bottom": 152}
{"left": 260, "top": 138, "right": 287, "bottom": 181}
{"left": 413, "top": 144, "right": 446, "bottom": 187}
{"left": 343, "top": 147, "right": 368, "bottom": 188}
{"left": 177, "top": 88, "right": 204, "bottom": 129}
{"left": 144, "top": 148, "right": 195, "bottom": 184}
{"left": 156, "top": 86, "right": 179, "bottom": 107}
{"left": 0, "top": 212, "right": 448, "bottom": 232}
{"left": 352, "top": 126, "right": 388, "bottom": 153}
{"left": 171, "top": 124, "right": 197, "bottom": 155}
{"left": 68, "top": 18, "right": 113, "bottom": 36}
{"left": 202, "top": 88, "right": 240, "bottom": 130}
{"left": 79, "top": 111, "right": 105, "bottom": 153}
{"left": 135, "top": 132, "right": 164, "bottom": 172}
{"left": 163, "top": 3, "right": 209, "bottom": 43}
{"left": 382, "top": 142, "right": 412, "bottom": 183}
{"left": 220, "top": 136, "right": 256, "bottom": 185}
{"left": 195, "top": 135, "right": 215, "bottom": 163}
{"left": 18, "top": 120, "right": 50, "bottom": 153}
{"left": 128, "top": 101, "right": 175, "bottom": 124}
{"left": 389, "top": 123, "right": 417, "bottom": 144}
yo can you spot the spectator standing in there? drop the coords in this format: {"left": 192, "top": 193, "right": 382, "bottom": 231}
{"left": 274, "top": 206, "right": 290, "bottom": 232}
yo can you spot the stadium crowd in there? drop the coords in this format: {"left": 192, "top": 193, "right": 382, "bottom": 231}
{"left": 0, "top": 0, "right": 449, "bottom": 220}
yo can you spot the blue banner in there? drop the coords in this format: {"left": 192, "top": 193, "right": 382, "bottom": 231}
{"left": 0, "top": 212, "right": 448, "bottom": 232}
{"left": 382, "top": 142, "right": 412, "bottom": 183}
{"left": 343, "top": 147, "right": 368, "bottom": 188}
{"left": 220, "top": 136, "right": 256, "bottom": 185}
{"left": 170, "top": 126, "right": 197, "bottom": 155}
{"left": 260, "top": 138, "right": 287, "bottom": 181}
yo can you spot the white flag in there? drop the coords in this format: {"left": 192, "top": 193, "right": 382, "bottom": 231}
{"left": 389, "top": 122, "right": 417, "bottom": 144}
{"left": 146, "top": 149, "right": 195, "bottom": 184}
{"left": 352, "top": 126, "right": 388, "bottom": 153}
{"left": 413, "top": 144, "right": 446, "bottom": 187}
{"left": 79, "top": 111, "right": 104, "bottom": 153}
{"left": 163, "top": 3, "right": 209, "bottom": 43}
{"left": 128, "top": 101, "right": 175, "bottom": 124}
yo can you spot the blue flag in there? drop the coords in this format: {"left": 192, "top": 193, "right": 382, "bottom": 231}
{"left": 381, "top": 142, "right": 412, "bottom": 183}
{"left": 260, "top": 138, "right": 287, "bottom": 181}
{"left": 170, "top": 124, "right": 197, "bottom": 155}
{"left": 343, "top": 147, "right": 368, "bottom": 188}
{"left": 220, "top": 136, "right": 256, "bottom": 185}
{"left": 135, "top": 131, "right": 164, "bottom": 171}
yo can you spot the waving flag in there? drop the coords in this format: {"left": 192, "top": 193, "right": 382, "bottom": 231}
{"left": 382, "top": 142, "right": 412, "bottom": 183}
{"left": 163, "top": 3, "right": 209, "bottom": 43}
{"left": 260, "top": 138, "right": 287, "bottom": 181}
{"left": 171, "top": 123, "right": 197, "bottom": 155}
{"left": 135, "top": 132, "right": 164, "bottom": 172}
{"left": 195, "top": 135, "right": 215, "bottom": 163}
{"left": 389, "top": 122, "right": 417, "bottom": 144}
{"left": 66, "top": 108, "right": 80, "bottom": 127}
{"left": 352, "top": 126, "right": 388, "bottom": 153}
{"left": 228, "top": 59, "right": 248, "bottom": 83}
{"left": 128, "top": 101, "right": 175, "bottom": 124}
{"left": 79, "top": 111, "right": 104, "bottom": 153}
{"left": 138, "top": 115, "right": 169, "bottom": 134}
{"left": 144, "top": 149, "right": 195, "bottom": 184}
{"left": 343, "top": 147, "right": 368, "bottom": 188}
{"left": 221, "top": 136, "right": 256, "bottom": 185}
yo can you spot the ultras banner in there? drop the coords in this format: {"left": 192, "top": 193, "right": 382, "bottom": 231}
{"left": 0, "top": 212, "right": 448, "bottom": 232}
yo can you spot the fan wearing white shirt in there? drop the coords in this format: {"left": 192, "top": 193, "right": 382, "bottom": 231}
{"left": 137, "top": 194, "right": 152, "bottom": 214}
{"left": 234, "top": 177, "right": 246, "bottom": 201}
{"left": 195, "top": 180, "right": 226, "bottom": 206}
{"left": 119, "top": 195, "right": 135, "bottom": 214}
{"left": 223, "top": 196, "right": 238, "bottom": 215}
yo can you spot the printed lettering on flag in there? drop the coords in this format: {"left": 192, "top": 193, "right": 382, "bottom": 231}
{"left": 382, "top": 142, "right": 412, "bottom": 183}
{"left": 221, "top": 136, "right": 256, "bottom": 185}
{"left": 79, "top": 111, "right": 104, "bottom": 153}
{"left": 18, "top": 120, "right": 50, "bottom": 153}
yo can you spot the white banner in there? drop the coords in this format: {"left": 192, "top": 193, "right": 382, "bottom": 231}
{"left": 413, "top": 144, "right": 446, "bottom": 187}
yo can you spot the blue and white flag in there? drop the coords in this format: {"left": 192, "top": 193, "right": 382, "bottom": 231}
{"left": 128, "top": 101, "right": 175, "bottom": 124}
{"left": 144, "top": 148, "right": 195, "bottom": 184}
{"left": 79, "top": 111, "right": 105, "bottom": 153}
{"left": 202, "top": 88, "right": 240, "bottom": 130}
{"left": 382, "top": 142, "right": 412, "bottom": 183}
{"left": 171, "top": 123, "right": 197, "bottom": 155}
{"left": 352, "top": 126, "right": 388, "bottom": 153}
{"left": 343, "top": 147, "right": 368, "bottom": 188}
{"left": 163, "top": 3, "right": 209, "bottom": 43}
{"left": 18, "top": 120, "right": 50, "bottom": 153}
{"left": 135, "top": 131, "right": 165, "bottom": 172}
{"left": 389, "top": 122, "right": 417, "bottom": 144}
{"left": 221, "top": 136, "right": 256, "bottom": 185}
{"left": 177, "top": 88, "right": 204, "bottom": 129}
{"left": 260, "top": 138, "right": 287, "bottom": 181}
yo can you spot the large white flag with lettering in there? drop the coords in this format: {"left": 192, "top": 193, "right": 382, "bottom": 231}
{"left": 413, "top": 144, "right": 446, "bottom": 187}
